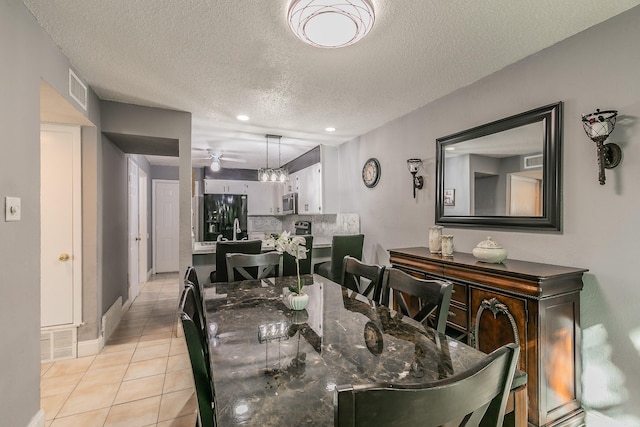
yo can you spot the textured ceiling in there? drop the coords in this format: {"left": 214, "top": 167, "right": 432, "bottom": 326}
{"left": 23, "top": 0, "right": 640, "bottom": 169}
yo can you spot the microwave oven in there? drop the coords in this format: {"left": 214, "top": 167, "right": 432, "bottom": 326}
{"left": 282, "top": 193, "right": 298, "bottom": 215}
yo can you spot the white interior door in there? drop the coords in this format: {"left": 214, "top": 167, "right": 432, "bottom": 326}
{"left": 153, "top": 180, "right": 179, "bottom": 273}
{"left": 138, "top": 169, "right": 148, "bottom": 284}
{"left": 41, "top": 124, "right": 82, "bottom": 327}
{"left": 507, "top": 174, "right": 541, "bottom": 216}
{"left": 127, "top": 158, "right": 140, "bottom": 302}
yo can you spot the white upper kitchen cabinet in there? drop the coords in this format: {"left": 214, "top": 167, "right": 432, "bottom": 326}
{"left": 294, "top": 145, "right": 339, "bottom": 214}
{"left": 204, "top": 179, "right": 248, "bottom": 194}
{"left": 246, "top": 181, "right": 284, "bottom": 215}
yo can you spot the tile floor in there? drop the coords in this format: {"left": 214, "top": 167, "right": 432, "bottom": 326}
{"left": 40, "top": 273, "right": 198, "bottom": 427}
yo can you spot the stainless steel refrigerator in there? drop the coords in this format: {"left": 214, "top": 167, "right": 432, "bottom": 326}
{"left": 203, "top": 194, "right": 248, "bottom": 241}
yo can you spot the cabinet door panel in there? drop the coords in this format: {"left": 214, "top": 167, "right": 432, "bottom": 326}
{"left": 470, "top": 288, "right": 527, "bottom": 372}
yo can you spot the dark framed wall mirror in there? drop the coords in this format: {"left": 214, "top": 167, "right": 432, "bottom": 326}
{"left": 435, "top": 102, "right": 562, "bottom": 231}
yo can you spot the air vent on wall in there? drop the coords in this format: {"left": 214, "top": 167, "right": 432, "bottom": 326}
{"left": 41, "top": 327, "right": 77, "bottom": 362}
{"left": 524, "top": 154, "right": 543, "bottom": 169}
{"left": 69, "top": 68, "right": 87, "bottom": 111}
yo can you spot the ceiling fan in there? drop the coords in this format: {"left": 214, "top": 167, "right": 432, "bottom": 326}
{"left": 193, "top": 148, "right": 246, "bottom": 171}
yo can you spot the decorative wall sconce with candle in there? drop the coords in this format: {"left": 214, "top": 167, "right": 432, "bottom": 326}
{"left": 407, "top": 158, "right": 424, "bottom": 198}
{"left": 581, "top": 109, "right": 622, "bottom": 185}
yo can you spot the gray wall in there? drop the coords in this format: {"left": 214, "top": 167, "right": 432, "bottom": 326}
{"left": 101, "top": 102, "right": 192, "bottom": 286}
{"left": 0, "top": 1, "right": 101, "bottom": 425}
{"left": 151, "top": 164, "right": 180, "bottom": 180}
{"left": 101, "top": 136, "right": 129, "bottom": 313}
{"left": 339, "top": 7, "right": 640, "bottom": 424}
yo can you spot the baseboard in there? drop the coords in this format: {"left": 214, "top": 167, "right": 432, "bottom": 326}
{"left": 27, "top": 409, "right": 45, "bottom": 427}
{"left": 101, "top": 297, "right": 123, "bottom": 343}
{"left": 77, "top": 335, "right": 104, "bottom": 357}
{"left": 585, "top": 410, "right": 628, "bottom": 427}
{"left": 147, "top": 268, "right": 153, "bottom": 282}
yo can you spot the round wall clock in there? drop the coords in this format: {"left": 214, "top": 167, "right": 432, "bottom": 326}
{"left": 362, "top": 157, "right": 381, "bottom": 188}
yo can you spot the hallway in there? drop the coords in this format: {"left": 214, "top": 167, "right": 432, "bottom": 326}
{"left": 40, "top": 273, "right": 197, "bottom": 427}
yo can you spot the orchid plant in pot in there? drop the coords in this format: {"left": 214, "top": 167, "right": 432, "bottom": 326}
{"left": 268, "top": 231, "right": 309, "bottom": 310}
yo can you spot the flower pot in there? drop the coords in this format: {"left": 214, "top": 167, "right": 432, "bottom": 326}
{"left": 288, "top": 293, "right": 309, "bottom": 311}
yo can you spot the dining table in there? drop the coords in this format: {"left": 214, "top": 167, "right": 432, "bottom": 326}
{"left": 203, "top": 274, "right": 490, "bottom": 426}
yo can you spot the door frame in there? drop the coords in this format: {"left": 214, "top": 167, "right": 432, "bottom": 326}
{"left": 127, "top": 157, "right": 140, "bottom": 303}
{"left": 40, "top": 123, "right": 83, "bottom": 326}
{"left": 138, "top": 168, "right": 149, "bottom": 284}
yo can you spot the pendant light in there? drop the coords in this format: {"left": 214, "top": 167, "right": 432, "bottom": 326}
{"left": 258, "top": 135, "right": 288, "bottom": 182}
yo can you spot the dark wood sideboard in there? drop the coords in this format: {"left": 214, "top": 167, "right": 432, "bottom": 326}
{"left": 388, "top": 247, "right": 587, "bottom": 427}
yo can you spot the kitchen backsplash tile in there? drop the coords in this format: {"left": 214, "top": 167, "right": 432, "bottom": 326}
{"left": 247, "top": 213, "right": 360, "bottom": 245}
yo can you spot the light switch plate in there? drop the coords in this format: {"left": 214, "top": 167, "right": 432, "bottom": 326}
{"left": 5, "top": 197, "right": 21, "bottom": 221}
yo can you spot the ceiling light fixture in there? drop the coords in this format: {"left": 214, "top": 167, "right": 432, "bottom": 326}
{"left": 258, "top": 135, "right": 288, "bottom": 182}
{"left": 325, "top": 127, "right": 336, "bottom": 132}
{"left": 236, "top": 114, "right": 249, "bottom": 121}
{"left": 288, "top": 0, "right": 375, "bottom": 48}
{"left": 210, "top": 157, "right": 221, "bottom": 172}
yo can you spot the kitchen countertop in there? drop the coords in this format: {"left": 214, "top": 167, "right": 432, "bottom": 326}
{"left": 192, "top": 239, "right": 331, "bottom": 255}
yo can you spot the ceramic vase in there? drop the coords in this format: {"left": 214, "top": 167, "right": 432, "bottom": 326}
{"left": 428, "top": 226, "right": 443, "bottom": 254}
{"left": 441, "top": 235, "right": 454, "bottom": 257}
{"left": 288, "top": 293, "right": 309, "bottom": 311}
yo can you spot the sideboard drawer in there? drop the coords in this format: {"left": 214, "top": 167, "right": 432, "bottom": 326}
{"left": 447, "top": 304, "right": 468, "bottom": 330}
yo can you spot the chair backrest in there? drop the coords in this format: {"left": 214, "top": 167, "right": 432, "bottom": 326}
{"left": 283, "top": 235, "right": 313, "bottom": 277}
{"left": 334, "top": 343, "right": 519, "bottom": 427}
{"left": 329, "top": 234, "right": 365, "bottom": 282}
{"left": 340, "top": 256, "right": 385, "bottom": 303}
{"left": 381, "top": 267, "right": 453, "bottom": 334}
{"left": 212, "top": 239, "right": 262, "bottom": 282}
{"left": 185, "top": 265, "right": 200, "bottom": 288}
{"left": 226, "top": 252, "right": 283, "bottom": 281}
{"left": 183, "top": 280, "right": 206, "bottom": 335}
{"left": 179, "top": 284, "right": 210, "bottom": 362}
{"left": 180, "top": 310, "right": 217, "bottom": 427}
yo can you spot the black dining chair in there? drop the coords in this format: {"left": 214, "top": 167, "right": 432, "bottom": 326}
{"left": 225, "top": 252, "right": 283, "bottom": 281}
{"left": 179, "top": 284, "right": 212, "bottom": 375}
{"left": 340, "top": 256, "right": 385, "bottom": 303}
{"left": 381, "top": 267, "right": 453, "bottom": 334}
{"left": 315, "top": 234, "right": 364, "bottom": 283}
{"left": 210, "top": 239, "right": 262, "bottom": 282}
{"left": 334, "top": 343, "right": 519, "bottom": 427}
{"left": 179, "top": 293, "right": 217, "bottom": 427}
{"left": 282, "top": 234, "right": 313, "bottom": 277}
{"left": 473, "top": 299, "right": 528, "bottom": 427}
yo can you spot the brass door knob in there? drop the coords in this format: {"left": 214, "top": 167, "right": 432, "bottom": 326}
{"left": 59, "top": 253, "right": 70, "bottom": 261}
{"left": 135, "top": 236, "right": 142, "bottom": 241}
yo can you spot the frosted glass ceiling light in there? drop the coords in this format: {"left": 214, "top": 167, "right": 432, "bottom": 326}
{"left": 288, "top": 0, "right": 375, "bottom": 48}
{"left": 210, "top": 158, "right": 221, "bottom": 172}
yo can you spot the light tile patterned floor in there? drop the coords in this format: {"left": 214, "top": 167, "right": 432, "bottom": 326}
{"left": 40, "top": 273, "right": 198, "bottom": 427}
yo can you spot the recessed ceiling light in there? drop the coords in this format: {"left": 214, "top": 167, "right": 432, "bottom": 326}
{"left": 236, "top": 115, "right": 249, "bottom": 121}
{"left": 445, "top": 147, "right": 455, "bottom": 151}
{"left": 325, "top": 127, "right": 336, "bottom": 132}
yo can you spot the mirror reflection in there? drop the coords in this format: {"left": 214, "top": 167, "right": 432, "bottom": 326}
{"left": 443, "top": 121, "right": 544, "bottom": 217}
{"left": 436, "top": 102, "right": 562, "bottom": 231}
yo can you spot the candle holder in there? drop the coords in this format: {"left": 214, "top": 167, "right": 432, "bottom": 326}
{"left": 581, "top": 109, "right": 621, "bottom": 185}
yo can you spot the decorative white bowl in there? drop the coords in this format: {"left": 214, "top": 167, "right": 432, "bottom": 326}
{"left": 472, "top": 237, "right": 508, "bottom": 263}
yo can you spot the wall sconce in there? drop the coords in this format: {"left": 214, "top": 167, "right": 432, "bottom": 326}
{"left": 581, "top": 109, "right": 622, "bottom": 185}
{"left": 406, "top": 158, "right": 424, "bottom": 198}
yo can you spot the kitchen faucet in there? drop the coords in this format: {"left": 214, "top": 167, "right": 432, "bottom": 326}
{"left": 233, "top": 218, "right": 241, "bottom": 241}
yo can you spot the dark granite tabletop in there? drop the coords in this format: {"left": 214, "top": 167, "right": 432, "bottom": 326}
{"left": 203, "top": 274, "right": 486, "bottom": 426}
